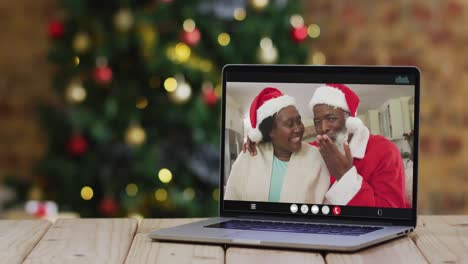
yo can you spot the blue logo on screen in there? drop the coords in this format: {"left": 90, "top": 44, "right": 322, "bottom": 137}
{"left": 395, "top": 76, "right": 410, "bottom": 84}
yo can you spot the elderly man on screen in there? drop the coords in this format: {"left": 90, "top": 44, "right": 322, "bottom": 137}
{"left": 245, "top": 84, "right": 409, "bottom": 208}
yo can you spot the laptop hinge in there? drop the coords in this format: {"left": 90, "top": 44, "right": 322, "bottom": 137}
{"left": 236, "top": 215, "right": 394, "bottom": 226}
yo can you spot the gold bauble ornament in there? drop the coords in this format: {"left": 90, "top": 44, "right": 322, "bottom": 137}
{"left": 72, "top": 32, "right": 91, "bottom": 53}
{"left": 114, "top": 8, "right": 134, "bottom": 32}
{"left": 125, "top": 124, "right": 146, "bottom": 146}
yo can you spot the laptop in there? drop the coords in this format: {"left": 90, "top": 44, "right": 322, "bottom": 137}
{"left": 149, "top": 65, "right": 420, "bottom": 251}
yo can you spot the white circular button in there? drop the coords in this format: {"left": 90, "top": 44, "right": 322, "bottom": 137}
{"left": 300, "top": 205, "right": 309, "bottom": 214}
{"left": 311, "top": 205, "right": 319, "bottom": 214}
{"left": 321, "top": 205, "right": 330, "bottom": 215}
{"left": 290, "top": 204, "right": 298, "bottom": 213}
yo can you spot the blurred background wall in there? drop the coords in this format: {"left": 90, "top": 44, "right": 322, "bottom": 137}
{"left": 0, "top": 0, "right": 55, "bottom": 180}
{"left": 0, "top": 0, "right": 467, "bottom": 218}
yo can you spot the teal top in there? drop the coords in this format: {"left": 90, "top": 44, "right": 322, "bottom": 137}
{"left": 268, "top": 156, "right": 289, "bottom": 202}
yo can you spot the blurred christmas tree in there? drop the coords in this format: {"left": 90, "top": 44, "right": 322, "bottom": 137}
{"left": 37, "top": 0, "right": 311, "bottom": 217}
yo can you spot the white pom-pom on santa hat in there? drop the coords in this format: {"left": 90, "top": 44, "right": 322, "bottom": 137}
{"left": 345, "top": 116, "right": 364, "bottom": 134}
{"left": 248, "top": 87, "right": 296, "bottom": 143}
{"left": 247, "top": 128, "right": 263, "bottom": 143}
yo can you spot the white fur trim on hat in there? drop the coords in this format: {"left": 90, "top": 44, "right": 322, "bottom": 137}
{"left": 248, "top": 95, "right": 296, "bottom": 143}
{"left": 309, "top": 85, "right": 349, "bottom": 115}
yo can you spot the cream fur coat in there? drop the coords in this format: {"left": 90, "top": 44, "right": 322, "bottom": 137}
{"left": 224, "top": 142, "right": 330, "bottom": 204}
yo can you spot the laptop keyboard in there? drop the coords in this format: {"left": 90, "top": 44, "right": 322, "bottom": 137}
{"left": 206, "top": 220, "right": 382, "bottom": 236}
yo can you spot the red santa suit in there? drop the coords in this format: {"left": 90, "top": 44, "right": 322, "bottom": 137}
{"left": 309, "top": 83, "right": 410, "bottom": 208}
{"left": 311, "top": 132, "right": 409, "bottom": 208}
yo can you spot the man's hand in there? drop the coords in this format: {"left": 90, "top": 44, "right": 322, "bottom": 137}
{"left": 241, "top": 137, "right": 257, "bottom": 156}
{"left": 317, "top": 135, "right": 353, "bottom": 181}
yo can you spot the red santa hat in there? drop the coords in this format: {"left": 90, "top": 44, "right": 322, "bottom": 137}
{"left": 248, "top": 87, "right": 296, "bottom": 143}
{"left": 308, "top": 83, "right": 363, "bottom": 133}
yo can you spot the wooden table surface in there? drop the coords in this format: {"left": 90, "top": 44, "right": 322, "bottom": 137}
{"left": 1, "top": 215, "right": 467, "bottom": 263}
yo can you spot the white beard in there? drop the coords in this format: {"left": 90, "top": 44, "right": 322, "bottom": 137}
{"left": 334, "top": 129, "right": 348, "bottom": 155}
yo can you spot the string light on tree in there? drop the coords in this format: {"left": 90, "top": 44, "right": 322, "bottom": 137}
{"left": 217, "top": 33, "right": 230, "bottom": 46}
{"left": 311, "top": 51, "right": 326, "bottom": 65}
{"left": 307, "top": 24, "right": 321, "bottom": 38}
{"left": 174, "top": 42, "right": 191, "bottom": 62}
{"left": 180, "top": 19, "right": 201, "bottom": 46}
{"left": 249, "top": 0, "right": 269, "bottom": 11}
{"left": 125, "top": 123, "right": 146, "bottom": 146}
{"left": 257, "top": 37, "right": 278, "bottom": 63}
{"left": 81, "top": 186, "right": 94, "bottom": 200}
{"left": 93, "top": 57, "right": 113, "bottom": 85}
{"left": 72, "top": 32, "right": 91, "bottom": 53}
{"left": 158, "top": 168, "right": 173, "bottom": 183}
{"left": 290, "top": 14, "right": 308, "bottom": 43}
{"left": 212, "top": 188, "right": 220, "bottom": 201}
{"left": 136, "top": 97, "right": 148, "bottom": 109}
{"left": 214, "top": 83, "right": 222, "bottom": 97}
{"left": 199, "top": 59, "right": 213, "bottom": 73}
{"left": 74, "top": 56, "right": 80, "bottom": 66}
{"left": 290, "top": 14, "right": 304, "bottom": 28}
{"left": 114, "top": 8, "right": 134, "bottom": 33}
{"left": 126, "top": 183, "right": 138, "bottom": 197}
{"left": 183, "top": 187, "right": 195, "bottom": 200}
{"left": 168, "top": 75, "right": 192, "bottom": 104}
{"left": 65, "top": 81, "right": 86, "bottom": 104}
{"left": 233, "top": 8, "right": 247, "bottom": 21}
{"left": 163, "top": 77, "right": 177, "bottom": 92}
{"left": 154, "top": 188, "right": 168, "bottom": 202}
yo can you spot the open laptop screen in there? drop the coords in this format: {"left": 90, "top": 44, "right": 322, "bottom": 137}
{"left": 221, "top": 65, "right": 419, "bottom": 221}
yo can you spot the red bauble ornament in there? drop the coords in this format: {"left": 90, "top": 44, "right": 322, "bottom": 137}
{"left": 35, "top": 203, "right": 47, "bottom": 217}
{"left": 290, "top": 26, "right": 308, "bottom": 43}
{"left": 48, "top": 20, "right": 65, "bottom": 39}
{"left": 93, "top": 66, "right": 113, "bottom": 85}
{"left": 180, "top": 28, "right": 201, "bottom": 46}
{"left": 67, "top": 134, "right": 88, "bottom": 156}
{"left": 203, "top": 89, "right": 218, "bottom": 107}
{"left": 99, "top": 197, "right": 119, "bottom": 217}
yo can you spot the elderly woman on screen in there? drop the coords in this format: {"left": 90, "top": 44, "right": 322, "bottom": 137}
{"left": 224, "top": 87, "right": 329, "bottom": 203}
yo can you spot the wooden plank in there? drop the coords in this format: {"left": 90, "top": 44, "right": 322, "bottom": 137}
{"left": 226, "top": 247, "right": 325, "bottom": 264}
{"left": 326, "top": 236, "right": 427, "bottom": 264}
{"left": 412, "top": 215, "right": 468, "bottom": 263}
{"left": 23, "top": 218, "right": 137, "bottom": 264}
{"left": 125, "top": 218, "right": 224, "bottom": 264}
{"left": 0, "top": 220, "right": 51, "bottom": 264}
{"left": 136, "top": 218, "right": 206, "bottom": 234}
